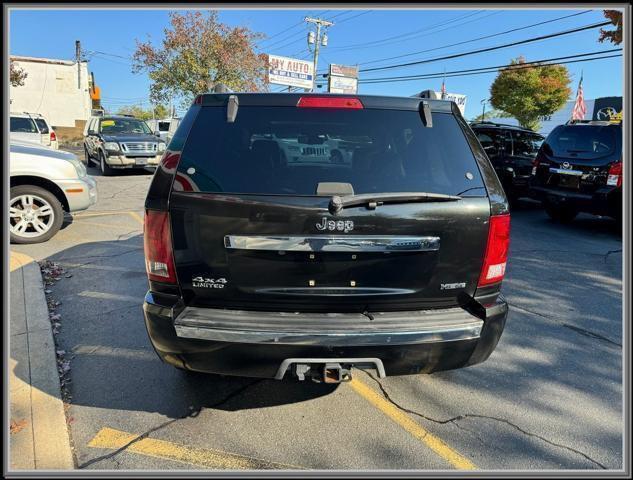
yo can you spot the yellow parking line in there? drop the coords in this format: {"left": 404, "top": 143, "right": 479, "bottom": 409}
{"left": 72, "top": 211, "right": 135, "bottom": 218}
{"left": 88, "top": 427, "right": 301, "bottom": 470}
{"left": 349, "top": 377, "right": 477, "bottom": 470}
{"left": 128, "top": 211, "right": 144, "bottom": 226}
{"left": 10, "top": 252, "right": 34, "bottom": 272}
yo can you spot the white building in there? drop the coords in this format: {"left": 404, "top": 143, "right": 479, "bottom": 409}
{"left": 10, "top": 55, "right": 92, "bottom": 137}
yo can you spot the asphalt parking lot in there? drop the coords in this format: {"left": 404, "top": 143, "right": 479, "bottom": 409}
{"left": 12, "top": 150, "right": 623, "bottom": 471}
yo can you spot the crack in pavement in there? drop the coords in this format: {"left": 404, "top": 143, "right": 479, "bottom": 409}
{"left": 361, "top": 371, "right": 607, "bottom": 470}
{"left": 77, "top": 379, "right": 264, "bottom": 469}
{"left": 56, "top": 247, "right": 143, "bottom": 265}
{"left": 507, "top": 302, "right": 621, "bottom": 349}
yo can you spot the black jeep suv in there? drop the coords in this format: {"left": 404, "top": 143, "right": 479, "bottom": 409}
{"left": 529, "top": 120, "right": 623, "bottom": 223}
{"left": 470, "top": 122, "right": 544, "bottom": 204}
{"left": 142, "top": 93, "right": 510, "bottom": 383}
{"left": 84, "top": 115, "right": 166, "bottom": 175}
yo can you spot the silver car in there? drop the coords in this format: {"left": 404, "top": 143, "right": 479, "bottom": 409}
{"left": 9, "top": 141, "right": 97, "bottom": 244}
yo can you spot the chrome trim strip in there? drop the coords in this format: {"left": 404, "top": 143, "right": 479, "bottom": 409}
{"left": 224, "top": 235, "right": 440, "bottom": 252}
{"left": 173, "top": 307, "right": 482, "bottom": 346}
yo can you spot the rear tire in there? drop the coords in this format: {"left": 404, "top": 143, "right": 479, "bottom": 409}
{"left": 10, "top": 185, "right": 64, "bottom": 244}
{"left": 99, "top": 152, "right": 113, "bottom": 176}
{"left": 545, "top": 203, "right": 578, "bottom": 224}
{"left": 83, "top": 145, "right": 91, "bottom": 165}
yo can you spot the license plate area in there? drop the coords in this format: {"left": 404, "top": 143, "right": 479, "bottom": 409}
{"left": 549, "top": 167, "right": 583, "bottom": 176}
{"left": 134, "top": 158, "right": 147, "bottom": 165}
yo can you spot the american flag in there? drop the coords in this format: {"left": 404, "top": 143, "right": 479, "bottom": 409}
{"left": 571, "top": 74, "right": 586, "bottom": 121}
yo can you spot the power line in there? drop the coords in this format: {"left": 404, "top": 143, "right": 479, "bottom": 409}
{"left": 360, "top": 20, "right": 611, "bottom": 73}
{"left": 327, "top": 10, "right": 485, "bottom": 51}
{"left": 358, "top": 10, "right": 594, "bottom": 67}
{"left": 358, "top": 50, "right": 622, "bottom": 84}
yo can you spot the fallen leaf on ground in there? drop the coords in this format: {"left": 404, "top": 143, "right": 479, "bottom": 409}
{"left": 10, "top": 419, "right": 28, "bottom": 434}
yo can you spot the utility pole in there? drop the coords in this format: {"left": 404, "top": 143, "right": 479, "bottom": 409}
{"left": 75, "top": 40, "right": 81, "bottom": 89}
{"left": 305, "top": 16, "right": 333, "bottom": 92}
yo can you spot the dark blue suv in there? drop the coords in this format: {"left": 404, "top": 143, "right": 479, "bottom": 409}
{"left": 529, "top": 120, "right": 622, "bottom": 223}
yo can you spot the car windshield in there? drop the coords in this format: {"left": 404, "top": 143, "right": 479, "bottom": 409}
{"left": 177, "top": 106, "right": 486, "bottom": 196}
{"left": 543, "top": 125, "right": 618, "bottom": 159}
{"left": 100, "top": 118, "right": 151, "bottom": 135}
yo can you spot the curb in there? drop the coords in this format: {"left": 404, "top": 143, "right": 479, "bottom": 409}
{"left": 9, "top": 252, "right": 74, "bottom": 470}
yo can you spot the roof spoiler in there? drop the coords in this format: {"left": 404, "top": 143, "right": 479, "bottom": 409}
{"left": 411, "top": 90, "right": 439, "bottom": 100}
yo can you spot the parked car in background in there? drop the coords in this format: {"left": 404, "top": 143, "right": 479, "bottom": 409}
{"left": 470, "top": 122, "right": 544, "bottom": 204}
{"left": 83, "top": 115, "right": 167, "bottom": 175}
{"left": 10, "top": 112, "right": 59, "bottom": 149}
{"left": 9, "top": 141, "right": 97, "bottom": 244}
{"left": 529, "top": 120, "right": 623, "bottom": 223}
{"left": 146, "top": 117, "right": 182, "bottom": 144}
{"left": 142, "top": 91, "right": 510, "bottom": 383}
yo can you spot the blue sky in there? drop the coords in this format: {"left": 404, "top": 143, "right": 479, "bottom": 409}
{"left": 9, "top": 7, "right": 622, "bottom": 119}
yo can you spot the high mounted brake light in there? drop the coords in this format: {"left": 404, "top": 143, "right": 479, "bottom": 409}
{"left": 297, "top": 97, "right": 363, "bottom": 109}
{"left": 144, "top": 210, "right": 177, "bottom": 284}
{"left": 478, "top": 214, "right": 511, "bottom": 287}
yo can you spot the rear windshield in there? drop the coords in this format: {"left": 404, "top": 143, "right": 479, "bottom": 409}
{"left": 543, "top": 125, "right": 618, "bottom": 160}
{"left": 10, "top": 117, "right": 38, "bottom": 133}
{"left": 177, "top": 106, "right": 485, "bottom": 196}
{"left": 34, "top": 118, "right": 49, "bottom": 134}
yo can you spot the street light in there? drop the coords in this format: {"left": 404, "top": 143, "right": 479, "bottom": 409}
{"left": 480, "top": 98, "right": 490, "bottom": 122}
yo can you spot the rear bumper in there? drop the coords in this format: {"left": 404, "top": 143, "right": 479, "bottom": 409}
{"left": 528, "top": 185, "right": 620, "bottom": 216}
{"left": 143, "top": 292, "right": 508, "bottom": 378}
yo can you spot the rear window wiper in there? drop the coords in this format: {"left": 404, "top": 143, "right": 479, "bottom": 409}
{"left": 328, "top": 192, "right": 461, "bottom": 213}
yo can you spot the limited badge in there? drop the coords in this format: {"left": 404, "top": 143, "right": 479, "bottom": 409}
{"left": 192, "top": 276, "right": 228, "bottom": 289}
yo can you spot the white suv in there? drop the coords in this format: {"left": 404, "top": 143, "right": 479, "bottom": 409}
{"left": 10, "top": 141, "right": 97, "bottom": 244}
{"left": 10, "top": 112, "right": 59, "bottom": 149}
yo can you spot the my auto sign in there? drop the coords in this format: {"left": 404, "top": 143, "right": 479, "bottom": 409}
{"left": 267, "top": 54, "right": 314, "bottom": 89}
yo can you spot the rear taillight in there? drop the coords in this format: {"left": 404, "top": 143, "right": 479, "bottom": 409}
{"left": 50, "top": 131, "right": 57, "bottom": 142}
{"left": 297, "top": 97, "right": 363, "bottom": 109}
{"left": 607, "top": 161, "right": 622, "bottom": 187}
{"left": 144, "top": 210, "right": 177, "bottom": 283}
{"left": 531, "top": 158, "right": 540, "bottom": 176}
{"left": 478, "top": 214, "right": 511, "bottom": 287}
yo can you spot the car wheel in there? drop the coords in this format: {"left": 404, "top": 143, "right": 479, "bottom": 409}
{"left": 83, "top": 145, "right": 91, "bottom": 165}
{"left": 10, "top": 186, "right": 64, "bottom": 244}
{"left": 545, "top": 203, "right": 578, "bottom": 224}
{"left": 99, "top": 152, "right": 113, "bottom": 176}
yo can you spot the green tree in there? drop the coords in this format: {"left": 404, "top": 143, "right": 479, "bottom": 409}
{"left": 599, "top": 10, "right": 622, "bottom": 45}
{"left": 470, "top": 109, "right": 511, "bottom": 123}
{"left": 132, "top": 11, "right": 267, "bottom": 107}
{"left": 490, "top": 56, "right": 571, "bottom": 131}
{"left": 116, "top": 104, "right": 169, "bottom": 120}
{"left": 10, "top": 60, "right": 28, "bottom": 87}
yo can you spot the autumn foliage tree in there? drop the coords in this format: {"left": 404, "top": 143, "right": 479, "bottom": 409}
{"left": 599, "top": 10, "right": 622, "bottom": 45}
{"left": 10, "top": 60, "right": 28, "bottom": 87}
{"left": 132, "top": 11, "right": 267, "bottom": 107}
{"left": 490, "top": 57, "right": 571, "bottom": 131}
{"left": 116, "top": 104, "right": 169, "bottom": 120}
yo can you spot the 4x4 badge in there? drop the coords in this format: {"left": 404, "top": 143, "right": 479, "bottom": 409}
{"left": 192, "top": 276, "right": 227, "bottom": 289}
{"left": 316, "top": 217, "right": 354, "bottom": 233}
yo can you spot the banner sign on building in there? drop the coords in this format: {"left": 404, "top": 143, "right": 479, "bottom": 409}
{"left": 267, "top": 54, "right": 314, "bottom": 89}
{"left": 329, "top": 64, "right": 359, "bottom": 94}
